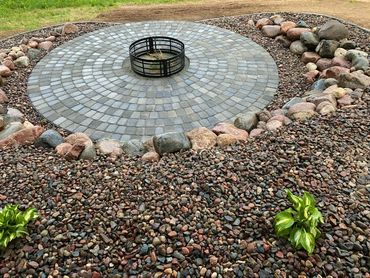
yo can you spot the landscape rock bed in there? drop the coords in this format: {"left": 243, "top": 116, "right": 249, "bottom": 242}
{"left": 0, "top": 13, "right": 369, "bottom": 277}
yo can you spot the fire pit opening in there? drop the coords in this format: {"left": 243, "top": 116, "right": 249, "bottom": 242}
{"left": 129, "top": 36, "right": 185, "bottom": 77}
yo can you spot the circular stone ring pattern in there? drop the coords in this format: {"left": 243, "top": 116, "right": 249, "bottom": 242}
{"left": 28, "top": 21, "right": 279, "bottom": 141}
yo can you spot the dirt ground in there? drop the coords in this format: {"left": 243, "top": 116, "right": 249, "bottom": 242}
{"left": 98, "top": 0, "right": 370, "bottom": 29}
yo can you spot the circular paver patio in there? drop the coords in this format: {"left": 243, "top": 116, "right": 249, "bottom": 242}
{"left": 27, "top": 21, "right": 279, "bottom": 141}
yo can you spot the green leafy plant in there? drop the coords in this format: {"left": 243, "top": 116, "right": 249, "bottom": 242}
{"left": 0, "top": 204, "right": 38, "bottom": 249}
{"left": 274, "top": 190, "right": 324, "bottom": 255}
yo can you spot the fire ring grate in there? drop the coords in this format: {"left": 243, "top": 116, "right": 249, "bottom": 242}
{"left": 129, "top": 36, "right": 185, "bottom": 77}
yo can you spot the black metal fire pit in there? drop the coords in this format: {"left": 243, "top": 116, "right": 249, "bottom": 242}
{"left": 129, "top": 36, "right": 185, "bottom": 77}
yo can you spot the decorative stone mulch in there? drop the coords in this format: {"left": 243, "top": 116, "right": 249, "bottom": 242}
{"left": 0, "top": 12, "right": 369, "bottom": 277}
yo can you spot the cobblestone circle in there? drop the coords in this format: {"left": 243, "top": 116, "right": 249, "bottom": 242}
{"left": 28, "top": 21, "right": 279, "bottom": 141}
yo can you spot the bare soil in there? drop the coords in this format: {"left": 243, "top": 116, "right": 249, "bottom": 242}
{"left": 98, "top": 0, "right": 370, "bottom": 29}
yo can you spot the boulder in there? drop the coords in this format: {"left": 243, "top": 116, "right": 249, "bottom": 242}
{"left": 143, "top": 137, "right": 155, "bottom": 152}
{"left": 334, "top": 48, "right": 347, "bottom": 58}
{"left": 216, "top": 134, "right": 238, "bottom": 147}
{"left": 249, "top": 128, "right": 265, "bottom": 137}
{"left": 0, "top": 126, "right": 44, "bottom": 149}
{"left": 23, "top": 121, "right": 34, "bottom": 129}
{"left": 65, "top": 132, "right": 92, "bottom": 147}
{"left": 337, "top": 94, "right": 354, "bottom": 107}
{"left": 280, "top": 21, "right": 296, "bottom": 33}
{"left": 56, "top": 142, "right": 85, "bottom": 160}
{"left": 300, "top": 32, "right": 319, "bottom": 49}
{"left": 289, "top": 41, "right": 308, "bottom": 55}
{"left": 305, "top": 62, "right": 317, "bottom": 71}
{"left": 186, "top": 127, "right": 217, "bottom": 150}
{"left": 153, "top": 132, "right": 191, "bottom": 155}
{"left": 2, "top": 59, "right": 15, "bottom": 70}
{"left": 0, "top": 122, "right": 23, "bottom": 140}
{"left": 212, "top": 122, "right": 248, "bottom": 141}
{"left": 28, "top": 41, "right": 38, "bottom": 48}
{"left": 0, "top": 65, "right": 12, "bottom": 77}
{"left": 323, "top": 85, "right": 347, "bottom": 99}
{"left": 274, "top": 35, "right": 291, "bottom": 48}
{"left": 318, "top": 20, "right": 349, "bottom": 41}
{"left": 349, "top": 88, "right": 364, "bottom": 100}
{"left": 286, "top": 28, "right": 311, "bottom": 41}
{"left": 38, "top": 41, "right": 53, "bottom": 51}
{"left": 331, "top": 57, "right": 351, "bottom": 68}
{"left": 338, "top": 71, "right": 370, "bottom": 89}
{"left": 316, "top": 58, "right": 333, "bottom": 71}
{"left": 303, "top": 70, "right": 320, "bottom": 83}
{"left": 14, "top": 56, "right": 30, "bottom": 68}
{"left": 261, "top": 25, "right": 281, "bottom": 38}
{"left": 257, "top": 121, "right": 267, "bottom": 129}
{"left": 266, "top": 120, "right": 283, "bottom": 131}
{"left": 257, "top": 109, "right": 272, "bottom": 122}
{"left": 79, "top": 145, "right": 97, "bottom": 160}
{"left": 339, "top": 39, "right": 356, "bottom": 50}
{"left": 324, "top": 78, "right": 338, "bottom": 87}
{"left": 62, "top": 23, "right": 79, "bottom": 35}
{"left": 316, "top": 40, "right": 339, "bottom": 58}
{"left": 321, "top": 66, "right": 350, "bottom": 79}
{"left": 269, "top": 115, "right": 292, "bottom": 125}
{"left": 96, "top": 139, "right": 123, "bottom": 157}
{"left": 271, "top": 109, "right": 288, "bottom": 116}
{"left": 35, "top": 129, "right": 64, "bottom": 148}
{"left": 296, "top": 20, "right": 310, "bottom": 28}
{"left": 311, "top": 79, "right": 327, "bottom": 91}
{"left": 351, "top": 56, "right": 369, "bottom": 71}
{"left": 0, "top": 88, "right": 8, "bottom": 104}
{"left": 288, "top": 102, "right": 316, "bottom": 120}
{"left": 317, "top": 102, "right": 336, "bottom": 115}
{"left": 346, "top": 49, "right": 368, "bottom": 59}
{"left": 307, "top": 93, "right": 337, "bottom": 107}
{"left": 301, "top": 52, "right": 321, "bottom": 64}
{"left": 256, "top": 18, "right": 273, "bottom": 29}
{"left": 142, "top": 151, "right": 161, "bottom": 162}
{"left": 234, "top": 112, "right": 258, "bottom": 132}
{"left": 122, "top": 139, "right": 146, "bottom": 156}
{"left": 27, "top": 48, "right": 42, "bottom": 61}
{"left": 270, "top": 14, "right": 285, "bottom": 25}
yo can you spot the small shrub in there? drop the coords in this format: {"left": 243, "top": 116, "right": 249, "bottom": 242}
{"left": 0, "top": 204, "right": 38, "bottom": 249}
{"left": 274, "top": 190, "right": 324, "bottom": 255}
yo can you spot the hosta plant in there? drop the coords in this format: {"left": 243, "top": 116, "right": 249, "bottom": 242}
{"left": 0, "top": 204, "right": 38, "bottom": 249}
{"left": 274, "top": 190, "right": 324, "bottom": 255}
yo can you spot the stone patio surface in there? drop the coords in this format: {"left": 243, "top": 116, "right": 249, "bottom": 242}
{"left": 28, "top": 21, "right": 279, "bottom": 141}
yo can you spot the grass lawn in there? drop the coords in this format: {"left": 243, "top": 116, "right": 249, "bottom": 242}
{"left": 0, "top": 0, "right": 187, "bottom": 37}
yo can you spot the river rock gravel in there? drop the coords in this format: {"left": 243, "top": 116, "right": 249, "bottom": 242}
{"left": 0, "top": 13, "right": 369, "bottom": 277}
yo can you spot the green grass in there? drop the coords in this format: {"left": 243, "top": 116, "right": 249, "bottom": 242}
{"left": 0, "top": 0, "right": 185, "bottom": 37}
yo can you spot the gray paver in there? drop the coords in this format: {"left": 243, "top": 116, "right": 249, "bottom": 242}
{"left": 28, "top": 21, "right": 278, "bottom": 141}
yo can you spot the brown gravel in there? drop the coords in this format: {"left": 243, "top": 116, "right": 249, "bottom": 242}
{"left": 0, "top": 13, "right": 369, "bottom": 277}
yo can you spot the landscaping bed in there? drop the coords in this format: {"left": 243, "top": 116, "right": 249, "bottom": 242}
{"left": 0, "top": 13, "right": 369, "bottom": 277}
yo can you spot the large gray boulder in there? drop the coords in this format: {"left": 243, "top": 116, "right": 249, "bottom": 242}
{"left": 153, "top": 132, "right": 191, "bottom": 155}
{"left": 35, "top": 129, "right": 64, "bottom": 148}
{"left": 121, "top": 139, "right": 146, "bottom": 156}
{"left": 234, "top": 112, "right": 258, "bottom": 132}
{"left": 318, "top": 20, "right": 349, "bottom": 41}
